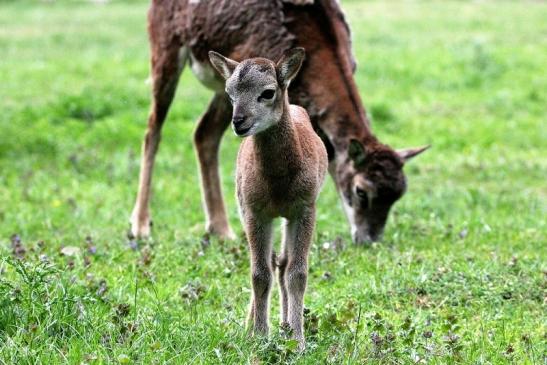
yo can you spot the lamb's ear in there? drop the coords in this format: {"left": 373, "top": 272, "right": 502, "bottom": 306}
{"left": 276, "top": 47, "right": 305, "bottom": 89}
{"left": 348, "top": 139, "right": 366, "bottom": 166}
{"left": 208, "top": 51, "right": 239, "bottom": 80}
{"left": 397, "top": 145, "right": 430, "bottom": 163}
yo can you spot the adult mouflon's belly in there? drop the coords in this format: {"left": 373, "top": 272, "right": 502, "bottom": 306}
{"left": 188, "top": 50, "right": 225, "bottom": 92}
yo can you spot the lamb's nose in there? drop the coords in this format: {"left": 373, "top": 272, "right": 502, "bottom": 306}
{"left": 232, "top": 116, "right": 246, "bottom": 127}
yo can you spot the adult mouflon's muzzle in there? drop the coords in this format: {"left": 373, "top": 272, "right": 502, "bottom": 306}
{"left": 352, "top": 226, "right": 384, "bottom": 244}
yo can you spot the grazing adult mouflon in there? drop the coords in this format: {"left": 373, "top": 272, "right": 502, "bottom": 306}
{"left": 209, "top": 48, "right": 328, "bottom": 350}
{"left": 130, "top": 0, "right": 428, "bottom": 243}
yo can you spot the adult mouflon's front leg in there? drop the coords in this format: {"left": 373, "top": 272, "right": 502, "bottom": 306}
{"left": 193, "top": 93, "right": 235, "bottom": 240}
{"left": 244, "top": 215, "right": 274, "bottom": 336}
{"left": 284, "top": 207, "right": 315, "bottom": 350}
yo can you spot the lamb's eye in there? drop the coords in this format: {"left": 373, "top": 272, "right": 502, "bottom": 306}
{"left": 258, "top": 89, "right": 275, "bottom": 101}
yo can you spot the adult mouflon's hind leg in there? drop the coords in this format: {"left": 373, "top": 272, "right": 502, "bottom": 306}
{"left": 130, "top": 11, "right": 187, "bottom": 238}
{"left": 194, "top": 94, "right": 235, "bottom": 239}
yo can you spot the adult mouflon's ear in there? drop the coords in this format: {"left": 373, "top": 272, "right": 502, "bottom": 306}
{"left": 396, "top": 145, "right": 430, "bottom": 163}
{"left": 208, "top": 51, "right": 239, "bottom": 80}
{"left": 348, "top": 139, "right": 366, "bottom": 166}
{"left": 276, "top": 47, "right": 305, "bottom": 89}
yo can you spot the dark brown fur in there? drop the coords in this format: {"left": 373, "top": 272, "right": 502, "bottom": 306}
{"left": 130, "top": 0, "right": 427, "bottom": 243}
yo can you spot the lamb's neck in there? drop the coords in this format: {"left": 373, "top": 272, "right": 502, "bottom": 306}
{"left": 253, "top": 98, "right": 301, "bottom": 177}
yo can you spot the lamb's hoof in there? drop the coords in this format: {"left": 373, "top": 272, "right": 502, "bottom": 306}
{"left": 251, "top": 324, "right": 270, "bottom": 338}
{"left": 295, "top": 338, "right": 306, "bottom": 352}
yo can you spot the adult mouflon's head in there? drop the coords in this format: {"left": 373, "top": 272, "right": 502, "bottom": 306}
{"left": 208, "top": 48, "right": 305, "bottom": 137}
{"left": 336, "top": 139, "right": 429, "bottom": 244}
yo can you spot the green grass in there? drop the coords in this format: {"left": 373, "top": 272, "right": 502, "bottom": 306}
{"left": 0, "top": 1, "right": 545, "bottom": 363}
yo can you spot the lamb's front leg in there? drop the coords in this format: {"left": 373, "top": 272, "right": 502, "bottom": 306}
{"left": 285, "top": 207, "right": 315, "bottom": 350}
{"left": 245, "top": 215, "right": 274, "bottom": 336}
{"left": 278, "top": 219, "right": 291, "bottom": 326}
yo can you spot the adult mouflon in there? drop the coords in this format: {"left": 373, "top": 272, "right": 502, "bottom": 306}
{"left": 209, "top": 48, "right": 327, "bottom": 350}
{"left": 130, "top": 0, "right": 428, "bottom": 243}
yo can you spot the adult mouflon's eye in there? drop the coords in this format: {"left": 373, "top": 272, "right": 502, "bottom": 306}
{"left": 258, "top": 89, "right": 275, "bottom": 101}
{"left": 356, "top": 187, "right": 368, "bottom": 200}
{"left": 355, "top": 187, "right": 369, "bottom": 208}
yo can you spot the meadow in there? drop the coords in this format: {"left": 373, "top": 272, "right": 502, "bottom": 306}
{"left": 0, "top": 1, "right": 545, "bottom": 363}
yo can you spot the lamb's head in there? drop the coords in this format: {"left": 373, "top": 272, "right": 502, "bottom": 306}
{"left": 208, "top": 48, "right": 305, "bottom": 137}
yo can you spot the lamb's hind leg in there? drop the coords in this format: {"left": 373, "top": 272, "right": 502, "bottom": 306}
{"left": 130, "top": 32, "right": 187, "bottom": 238}
{"left": 194, "top": 94, "right": 234, "bottom": 239}
{"left": 284, "top": 207, "right": 315, "bottom": 350}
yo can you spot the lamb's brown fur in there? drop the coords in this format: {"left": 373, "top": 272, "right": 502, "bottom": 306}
{"left": 130, "top": 0, "right": 428, "bottom": 243}
{"left": 210, "top": 49, "right": 327, "bottom": 350}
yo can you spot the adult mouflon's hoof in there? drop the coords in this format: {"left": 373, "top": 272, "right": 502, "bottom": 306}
{"left": 207, "top": 223, "right": 236, "bottom": 241}
{"left": 130, "top": 212, "right": 152, "bottom": 239}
